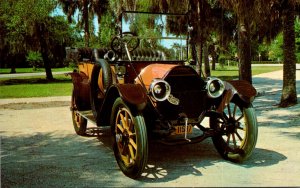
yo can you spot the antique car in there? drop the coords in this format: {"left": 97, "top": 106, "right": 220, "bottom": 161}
{"left": 67, "top": 11, "right": 258, "bottom": 179}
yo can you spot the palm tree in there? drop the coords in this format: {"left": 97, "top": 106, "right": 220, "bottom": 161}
{"left": 218, "top": 0, "right": 256, "bottom": 83}
{"left": 58, "top": 0, "right": 109, "bottom": 47}
{"left": 280, "top": 0, "right": 298, "bottom": 107}
{"left": 255, "top": 0, "right": 298, "bottom": 107}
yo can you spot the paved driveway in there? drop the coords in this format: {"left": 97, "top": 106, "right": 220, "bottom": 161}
{"left": 1, "top": 70, "right": 299, "bottom": 187}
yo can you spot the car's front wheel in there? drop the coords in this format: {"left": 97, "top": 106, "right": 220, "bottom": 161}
{"left": 110, "top": 98, "right": 148, "bottom": 179}
{"left": 210, "top": 101, "right": 258, "bottom": 162}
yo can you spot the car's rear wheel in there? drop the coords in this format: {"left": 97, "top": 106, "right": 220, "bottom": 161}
{"left": 90, "top": 59, "right": 112, "bottom": 122}
{"left": 210, "top": 101, "right": 258, "bottom": 162}
{"left": 110, "top": 98, "right": 148, "bottom": 179}
{"left": 71, "top": 90, "right": 87, "bottom": 136}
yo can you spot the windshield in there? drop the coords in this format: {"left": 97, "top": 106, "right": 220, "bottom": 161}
{"left": 121, "top": 12, "right": 189, "bottom": 61}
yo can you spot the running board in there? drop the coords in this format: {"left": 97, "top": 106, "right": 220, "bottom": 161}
{"left": 75, "top": 110, "right": 111, "bottom": 129}
{"left": 76, "top": 110, "right": 96, "bottom": 123}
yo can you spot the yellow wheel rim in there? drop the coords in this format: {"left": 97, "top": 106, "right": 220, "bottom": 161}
{"left": 115, "top": 107, "right": 137, "bottom": 167}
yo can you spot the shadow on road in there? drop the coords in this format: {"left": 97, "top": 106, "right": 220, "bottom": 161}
{"left": 253, "top": 76, "right": 300, "bottom": 131}
{"left": 140, "top": 140, "right": 218, "bottom": 182}
{"left": 240, "top": 148, "right": 287, "bottom": 168}
{"left": 137, "top": 142, "right": 287, "bottom": 183}
{"left": 83, "top": 127, "right": 288, "bottom": 183}
{"left": 1, "top": 130, "right": 287, "bottom": 187}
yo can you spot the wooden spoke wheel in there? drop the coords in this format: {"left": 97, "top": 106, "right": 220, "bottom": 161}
{"left": 210, "top": 101, "right": 258, "bottom": 162}
{"left": 111, "top": 98, "right": 148, "bottom": 179}
{"left": 71, "top": 90, "right": 87, "bottom": 136}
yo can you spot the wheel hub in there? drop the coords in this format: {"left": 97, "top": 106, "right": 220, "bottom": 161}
{"left": 116, "top": 130, "right": 130, "bottom": 144}
{"left": 226, "top": 117, "right": 238, "bottom": 133}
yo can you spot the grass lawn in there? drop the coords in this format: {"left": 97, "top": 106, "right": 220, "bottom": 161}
{"left": 0, "top": 75, "right": 73, "bottom": 98}
{"left": 211, "top": 65, "right": 283, "bottom": 80}
{"left": 0, "top": 67, "right": 73, "bottom": 74}
{"left": 0, "top": 66, "right": 282, "bottom": 98}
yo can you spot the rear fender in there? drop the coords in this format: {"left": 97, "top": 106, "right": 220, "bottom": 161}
{"left": 66, "top": 71, "right": 91, "bottom": 110}
{"left": 217, "top": 80, "right": 257, "bottom": 113}
{"left": 98, "top": 84, "right": 148, "bottom": 126}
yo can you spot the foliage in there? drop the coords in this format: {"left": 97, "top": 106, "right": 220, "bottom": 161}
{"left": 268, "top": 33, "right": 284, "bottom": 62}
{"left": 1, "top": 0, "right": 55, "bottom": 53}
{"left": 295, "top": 16, "right": 300, "bottom": 62}
{"left": 98, "top": 12, "right": 116, "bottom": 47}
{"left": 58, "top": 0, "right": 109, "bottom": 47}
{"left": 258, "top": 17, "right": 300, "bottom": 63}
{"left": 26, "top": 51, "right": 43, "bottom": 71}
{"left": 0, "top": 0, "right": 76, "bottom": 75}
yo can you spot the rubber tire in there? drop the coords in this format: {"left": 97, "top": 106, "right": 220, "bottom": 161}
{"left": 71, "top": 90, "right": 87, "bottom": 136}
{"left": 90, "top": 59, "right": 112, "bottom": 120}
{"left": 210, "top": 103, "right": 258, "bottom": 163}
{"left": 110, "top": 98, "right": 148, "bottom": 179}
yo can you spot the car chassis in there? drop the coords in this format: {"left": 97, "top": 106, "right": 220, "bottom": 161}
{"left": 66, "top": 11, "right": 258, "bottom": 179}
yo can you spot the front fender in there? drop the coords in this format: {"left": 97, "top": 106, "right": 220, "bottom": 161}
{"left": 217, "top": 80, "right": 257, "bottom": 113}
{"left": 115, "top": 84, "right": 148, "bottom": 110}
{"left": 98, "top": 84, "right": 148, "bottom": 126}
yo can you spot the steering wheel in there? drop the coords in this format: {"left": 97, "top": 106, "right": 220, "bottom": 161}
{"left": 111, "top": 32, "right": 140, "bottom": 54}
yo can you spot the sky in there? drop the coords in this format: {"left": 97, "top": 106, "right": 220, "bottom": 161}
{"left": 52, "top": 5, "right": 99, "bottom": 35}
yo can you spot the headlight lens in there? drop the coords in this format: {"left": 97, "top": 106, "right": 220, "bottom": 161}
{"left": 206, "top": 77, "right": 225, "bottom": 98}
{"left": 149, "top": 79, "right": 171, "bottom": 101}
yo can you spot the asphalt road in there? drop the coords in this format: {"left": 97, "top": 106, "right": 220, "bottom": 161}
{"left": 1, "top": 70, "right": 300, "bottom": 187}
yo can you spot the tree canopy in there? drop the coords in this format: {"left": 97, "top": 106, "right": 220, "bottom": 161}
{"left": 0, "top": 0, "right": 75, "bottom": 78}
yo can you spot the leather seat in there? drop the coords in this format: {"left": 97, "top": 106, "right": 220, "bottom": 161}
{"left": 130, "top": 49, "right": 166, "bottom": 61}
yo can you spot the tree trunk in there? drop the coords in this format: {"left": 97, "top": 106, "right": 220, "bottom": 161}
{"left": 203, "top": 42, "right": 211, "bottom": 77}
{"left": 191, "top": 42, "right": 197, "bottom": 65}
{"left": 197, "top": 43, "right": 203, "bottom": 76}
{"left": 10, "top": 57, "right": 16, "bottom": 73}
{"left": 280, "top": 5, "right": 297, "bottom": 107}
{"left": 39, "top": 23, "right": 53, "bottom": 80}
{"left": 83, "top": 0, "right": 90, "bottom": 47}
{"left": 238, "top": 21, "right": 252, "bottom": 84}
{"left": 210, "top": 45, "right": 217, "bottom": 70}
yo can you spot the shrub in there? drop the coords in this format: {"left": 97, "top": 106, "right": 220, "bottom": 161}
{"left": 26, "top": 51, "right": 43, "bottom": 71}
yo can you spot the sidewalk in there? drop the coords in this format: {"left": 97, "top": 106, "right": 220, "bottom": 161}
{"left": 252, "top": 69, "right": 300, "bottom": 131}
{"left": 0, "top": 71, "right": 70, "bottom": 78}
{"left": 0, "top": 96, "right": 71, "bottom": 105}
{"left": 252, "top": 63, "right": 300, "bottom": 69}
{"left": 253, "top": 69, "right": 300, "bottom": 94}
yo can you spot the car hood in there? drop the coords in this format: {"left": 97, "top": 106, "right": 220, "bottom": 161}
{"left": 134, "top": 64, "right": 178, "bottom": 88}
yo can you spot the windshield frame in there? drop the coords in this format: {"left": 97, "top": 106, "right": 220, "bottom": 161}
{"left": 120, "top": 11, "right": 190, "bottom": 62}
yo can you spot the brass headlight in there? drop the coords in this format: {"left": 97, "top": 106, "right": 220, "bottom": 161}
{"left": 149, "top": 79, "right": 171, "bottom": 101}
{"left": 206, "top": 77, "right": 225, "bottom": 98}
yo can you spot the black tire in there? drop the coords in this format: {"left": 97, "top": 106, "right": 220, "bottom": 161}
{"left": 71, "top": 90, "right": 87, "bottom": 136}
{"left": 210, "top": 101, "right": 258, "bottom": 162}
{"left": 110, "top": 98, "right": 148, "bottom": 179}
{"left": 90, "top": 59, "right": 112, "bottom": 120}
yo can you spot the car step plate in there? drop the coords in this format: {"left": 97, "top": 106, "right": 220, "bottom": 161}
{"left": 76, "top": 110, "right": 95, "bottom": 123}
